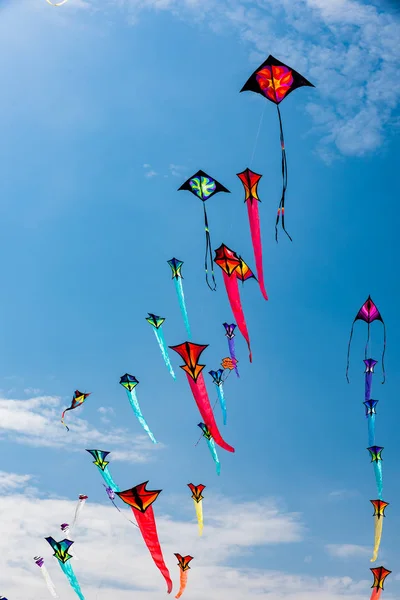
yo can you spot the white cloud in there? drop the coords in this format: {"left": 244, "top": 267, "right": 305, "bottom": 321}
{"left": 325, "top": 544, "right": 371, "bottom": 558}
{"left": 0, "top": 395, "right": 162, "bottom": 463}
{"left": 328, "top": 489, "right": 359, "bottom": 499}
{"left": 0, "top": 471, "right": 34, "bottom": 493}
{"left": 0, "top": 477, "right": 372, "bottom": 600}
{"left": 144, "top": 169, "right": 157, "bottom": 177}
{"left": 169, "top": 163, "right": 186, "bottom": 177}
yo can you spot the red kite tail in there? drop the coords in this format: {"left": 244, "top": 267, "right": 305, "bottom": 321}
{"left": 187, "top": 373, "right": 234, "bottom": 453}
{"left": 222, "top": 271, "right": 252, "bottom": 362}
{"left": 61, "top": 408, "right": 71, "bottom": 431}
{"left": 175, "top": 571, "right": 188, "bottom": 599}
{"left": 134, "top": 507, "right": 173, "bottom": 593}
{"left": 246, "top": 201, "right": 268, "bottom": 301}
{"left": 370, "top": 590, "right": 381, "bottom": 600}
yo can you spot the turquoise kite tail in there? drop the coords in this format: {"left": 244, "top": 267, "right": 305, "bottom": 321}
{"left": 367, "top": 415, "right": 375, "bottom": 447}
{"left": 207, "top": 438, "right": 221, "bottom": 476}
{"left": 175, "top": 278, "right": 191, "bottom": 339}
{"left": 217, "top": 385, "right": 227, "bottom": 425}
{"left": 373, "top": 462, "right": 383, "bottom": 499}
{"left": 154, "top": 328, "right": 176, "bottom": 380}
{"left": 126, "top": 389, "right": 157, "bottom": 444}
{"left": 60, "top": 560, "right": 85, "bottom": 600}
{"left": 99, "top": 467, "right": 120, "bottom": 492}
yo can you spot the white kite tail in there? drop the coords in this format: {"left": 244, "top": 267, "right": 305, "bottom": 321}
{"left": 72, "top": 496, "right": 87, "bottom": 530}
{"left": 61, "top": 526, "right": 80, "bottom": 561}
{"left": 42, "top": 564, "right": 58, "bottom": 598}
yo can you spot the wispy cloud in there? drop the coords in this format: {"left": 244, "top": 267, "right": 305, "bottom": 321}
{"left": 143, "top": 163, "right": 158, "bottom": 178}
{"left": 0, "top": 471, "right": 34, "bottom": 493}
{"left": 325, "top": 544, "right": 371, "bottom": 558}
{"left": 0, "top": 395, "right": 162, "bottom": 463}
{"left": 169, "top": 163, "right": 185, "bottom": 177}
{"left": 328, "top": 489, "right": 359, "bottom": 499}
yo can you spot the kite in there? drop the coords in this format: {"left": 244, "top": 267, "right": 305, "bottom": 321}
{"left": 45, "top": 537, "right": 85, "bottom": 600}
{"left": 34, "top": 556, "right": 58, "bottom": 598}
{"left": 71, "top": 494, "right": 88, "bottom": 530}
{"left": 240, "top": 55, "right": 314, "bottom": 241}
{"left": 237, "top": 168, "right": 268, "bottom": 300}
{"left": 174, "top": 554, "right": 193, "bottom": 599}
{"left": 198, "top": 422, "right": 221, "bottom": 475}
{"left": 119, "top": 374, "right": 157, "bottom": 443}
{"left": 86, "top": 449, "right": 119, "bottom": 491}
{"left": 223, "top": 322, "right": 239, "bottom": 377}
{"left": 60, "top": 524, "right": 79, "bottom": 560}
{"left": 168, "top": 258, "right": 191, "bottom": 338}
{"left": 370, "top": 500, "right": 389, "bottom": 563}
{"left": 103, "top": 484, "right": 138, "bottom": 527}
{"left": 61, "top": 390, "right": 91, "bottom": 431}
{"left": 214, "top": 245, "right": 252, "bottom": 362}
{"left": 187, "top": 484, "right": 205, "bottom": 536}
{"left": 208, "top": 369, "right": 227, "bottom": 425}
{"left": 169, "top": 342, "right": 234, "bottom": 453}
{"left": 221, "top": 356, "right": 238, "bottom": 372}
{"left": 370, "top": 566, "right": 391, "bottom": 600}
{"left": 146, "top": 313, "right": 176, "bottom": 379}
{"left": 116, "top": 482, "right": 173, "bottom": 594}
{"left": 367, "top": 446, "right": 384, "bottom": 500}
{"left": 178, "top": 170, "right": 230, "bottom": 290}
{"left": 346, "top": 296, "right": 386, "bottom": 384}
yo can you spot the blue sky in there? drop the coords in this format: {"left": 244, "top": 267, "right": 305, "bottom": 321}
{"left": 0, "top": 0, "right": 399, "bottom": 598}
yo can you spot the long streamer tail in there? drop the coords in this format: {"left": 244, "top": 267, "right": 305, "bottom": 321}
{"left": 61, "top": 408, "right": 72, "bottom": 431}
{"left": 371, "top": 516, "right": 383, "bottom": 562}
{"left": 187, "top": 374, "right": 234, "bottom": 453}
{"left": 370, "top": 589, "right": 382, "bottom": 600}
{"left": 60, "top": 561, "right": 85, "bottom": 600}
{"left": 246, "top": 200, "right": 268, "bottom": 300}
{"left": 373, "top": 463, "right": 383, "bottom": 500}
{"left": 222, "top": 271, "right": 252, "bottom": 362}
{"left": 216, "top": 385, "right": 227, "bottom": 425}
{"left": 193, "top": 499, "right": 203, "bottom": 536}
{"left": 206, "top": 438, "right": 221, "bottom": 476}
{"left": 154, "top": 328, "right": 176, "bottom": 379}
{"left": 368, "top": 416, "right": 376, "bottom": 447}
{"left": 228, "top": 338, "right": 240, "bottom": 377}
{"left": 126, "top": 389, "right": 157, "bottom": 444}
{"left": 175, "top": 571, "right": 188, "bottom": 599}
{"left": 203, "top": 203, "right": 217, "bottom": 291}
{"left": 275, "top": 105, "right": 292, "bottom": 242}
{"left": 99, "top": 467, "right": 120, "bottom": 492}
{"left": 42, "top": 565, "right": 58, "bottom": 598}
{"left": 175, "top": 278, "right": 191, "bottom": 339}
{"left": 72, "top": 497, "right": 87, "bottom": 530}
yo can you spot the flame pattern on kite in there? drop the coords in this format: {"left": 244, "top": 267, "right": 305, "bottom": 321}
{"left": 61, "top": 390, "right": 91, "bottom": 431}
{"left": 174, "top": 554, "right": 193, "bottom": 599}
{"left": 208, "top": 369, "right": 227, "bottom": 425}
{"left": 370, "top": 500, "right": 389, "bottom": 563}
{"left": 240, "top": 55, "right": 314, "bottom": 242}
{"left": 198, "top": 422, "right": 221, "bottom": 475}
{"left": 44, "top": 537, "right": 85, "bottom": 600}
{"left": 237, "top": 168, "right": 268, "bottom": 300}
{"left": 169, "top": 342, "right": 234, "bottom": 453}
{"left": 187, "top": 484, "right": 205, "bottom": 536}
{"left": 116, "top": 482, "right": 173, "bottom": 594}
{"left": 370, "top": 566, "right": 391, "bottom": 600}
{"left": 119, "top": 374, "right": 157, "bottom": 443}
{"left": 168, "top": 258, "right": 191, "bottom": 338}
{"left": 223, "top": 322, "right": 239, "bottom": 377}
{"left": 214, "top": 245, "right": 252, "bottom": 362}
{"left": 346, "top": 296, "right": 386, "bottom": 384}
{"left": 178, "top": 170, "right": 230, "bottom": 290}
{"left": 146, "top": 313, "right": 176, "bottom": 380}
{"left": 34, "top": 556, "right": 58, "bottom": 598}
{"left": 86, "top": 449, "right": 120, "bottom": 491}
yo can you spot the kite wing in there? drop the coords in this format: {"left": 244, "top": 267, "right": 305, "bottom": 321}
{"left": 61, "top": 390, "right": 91, "bottom": 431}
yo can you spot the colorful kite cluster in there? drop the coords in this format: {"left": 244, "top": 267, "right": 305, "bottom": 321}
{"left": 346, "top": 297, "right": 391, "bottom": 599}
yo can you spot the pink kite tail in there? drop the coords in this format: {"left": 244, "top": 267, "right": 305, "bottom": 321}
{"left": 222, "top": 271, "right": 252, "bottom": 362}
{"left": 246, "top": 201, "right": 268, "bottom": 300}
{"left": 187, "top": 374, "right": 235, "bottom": 453}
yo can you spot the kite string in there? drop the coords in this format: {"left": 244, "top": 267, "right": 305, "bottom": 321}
{"left": 249, "top": 104, "right": 266, "bottom": 168}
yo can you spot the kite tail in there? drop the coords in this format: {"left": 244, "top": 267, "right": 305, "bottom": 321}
{"left": 72, "top": 498, "right": 87, "bottom": 530}
{"left": 42, "top": 564, "right": 58, "bottom": 598}
{"left": 99, "top": 467, "right": 120, "bottom": 492}
{"left": 365, "top": 371, "right": 373, "bottom": 402}
{"left": 370, "top": 589, "right": 382, "bottom": 600}
{"left": 371, "top": 516, "right": 383, "bottom": 562}
{"left": 193, "top": 500, "right": 203, "bottom": 536}
{"left": 246, "top": 200, "right": 268, "bottom": 300}
{"left": 228, "top": 337, "right": 240, "bottom": 377}
{"left": 63, "top": 528, "right": 79, "bottom": 561}
{"left": 368, "top": 415, "right": 376, "bottom": 447}
{"left": 175, "top": 571, "right": 188, "bottom": 599}
{"left": 203, "top": 203, "right": 217, "bottom": 291}
{"left": 174, "top": 278, "right": 191, "bottom": 339}
{"left": 125, "top": 389, "right": 157, "bottom": 444}
{"left": 275, "top": 105, "right": 292, "bottom": 243}
{"left": 60, "top": 561, "right": 85, "bottom": 600}
{"left": 222, "top": 271, "right": 252, "bottom": 362}
{"left": 134, "top": 507, "right": 173, "bottom": 594}
{"left": 216, "top": 385, "right": 227, "bottom": 425}
{"left": 206, "top": 437, "right": 221, "bottom": 476}
{"left": 154, "top": 328, "right": 176, "bottom": 380}
{"left": 346, "top": 322, "right": 355, "bottom": 383}
{"left": 187, "top": 374, "right": 234, "bottom": 453}
{"left": 373, "top": 462, "right": 383, "bottom": 500}
{"left": 61, "top": 407, "right": 72, "bottom": 431}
